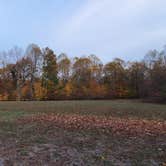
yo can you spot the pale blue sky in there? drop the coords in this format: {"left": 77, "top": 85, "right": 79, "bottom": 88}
{"left": 0, "top": 0, "right": 166, "bottom": 62}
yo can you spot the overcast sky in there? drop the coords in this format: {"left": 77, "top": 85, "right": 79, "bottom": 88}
{"left": 0, "top": 0, "right": 166, "bottom": 62}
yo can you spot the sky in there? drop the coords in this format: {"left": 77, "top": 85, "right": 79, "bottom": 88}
{"left": 0, "top": 0, "right": 166, "bottom": 62}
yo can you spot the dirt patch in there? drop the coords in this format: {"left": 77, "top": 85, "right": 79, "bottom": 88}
{"left": 0, "top": 114, "right": 166, "bottom": 165}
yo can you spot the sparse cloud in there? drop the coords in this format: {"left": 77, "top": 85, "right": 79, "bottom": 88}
{"left": 0, "top": 0, "right": 166, "bottom": 61}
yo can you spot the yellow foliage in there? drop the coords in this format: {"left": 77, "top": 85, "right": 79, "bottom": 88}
{"left": 34, "top": 82, "right": 47, "bottom": 100}
{"left": 64, "top": 82, "right": 73, "bottom": 97}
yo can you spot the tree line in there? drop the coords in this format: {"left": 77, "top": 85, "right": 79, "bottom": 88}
{"left": 0, "top": 44, "right": 166, "bottom": 102}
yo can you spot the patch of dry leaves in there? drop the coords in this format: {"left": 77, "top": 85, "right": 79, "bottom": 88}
{"left": 17, "top": 114, "right": 166, "bottom": 137}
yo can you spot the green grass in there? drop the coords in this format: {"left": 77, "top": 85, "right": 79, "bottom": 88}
{"left": 0, "top": 100, "right": 166, "bottom": 121}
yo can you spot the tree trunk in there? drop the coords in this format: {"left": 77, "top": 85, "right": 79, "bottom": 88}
{"left": 16, "top": 79, "right": 22, "bottom": 101}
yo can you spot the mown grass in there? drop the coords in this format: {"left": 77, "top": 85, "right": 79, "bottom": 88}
{"left": 0, "top": 100, "right": 166, "bottom": 121}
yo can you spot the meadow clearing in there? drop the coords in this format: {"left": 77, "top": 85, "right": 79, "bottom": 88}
{"left": 0, "top": 100, "right": 166, "bottom": 165}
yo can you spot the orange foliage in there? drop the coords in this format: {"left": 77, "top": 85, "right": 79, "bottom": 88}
{"left": 34, "top": 82, "right": 47, "bottom": 100}
{"left": 18, "top": 114, "right": 166, "bottom": 137}
{"left": 0, "top": 93, "right": 9, "bottom": 101}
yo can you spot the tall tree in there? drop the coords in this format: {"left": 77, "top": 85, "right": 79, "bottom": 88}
{"left": 72, "top": 57, "right": 92, "bottom": 98}
{"left": 42, "top": 47, "right": 58, "bottom": 99}
{"left": 57, "top": 53, "right": 71, "bottom": 84}
{"left": 103, "top": 58, "right": 126, "bottom": 98}
{"left": 127, "top": 62, "right": 146, "bottom": 98}
{"left": 0, "top": 47, "right": 27, "bottom": 100}
{"left": 143, "top": 47, "right": 166, "bottom": 102}
{"left": 26, "top": 44, "right": 42, "bottom": 100}
{"left": 10, "top": 57, "right": 31, "bottom": 100}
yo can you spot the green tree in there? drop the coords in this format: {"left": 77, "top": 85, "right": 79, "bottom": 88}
{"left": 42, "top": 47, "right": 58, "bottom": 99}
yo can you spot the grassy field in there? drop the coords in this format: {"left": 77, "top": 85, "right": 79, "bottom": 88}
{"left": 0, "top": 100, "right": 166, "bottom": 120}
{"left": 0, "top": 100, "right": 166, "bottom": 165}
